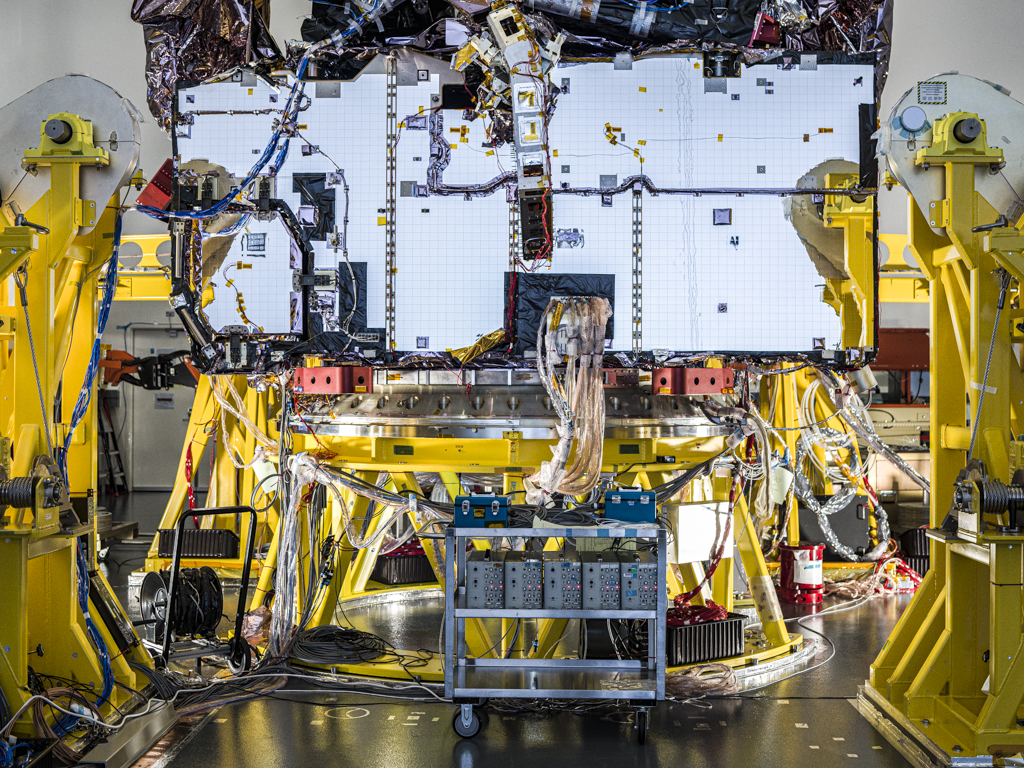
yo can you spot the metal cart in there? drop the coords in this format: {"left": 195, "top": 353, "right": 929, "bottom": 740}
{"left": 444, "top": 526, "right": 666, "bottom": 743}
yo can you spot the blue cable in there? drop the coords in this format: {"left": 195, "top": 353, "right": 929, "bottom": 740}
{"left": 78, "top": 545, "right": 114, "bottom": 708}
{"left": 56, "top": 214, "right": 121, "bottom": 483}
{"left": 48, "top": 211, "right": 118, "bottom": 718}
{"left": 135, "top": 48, "right": 319, "bottom": 223}
{"left": 136, "top": 18, "right": 381, "bottom": 224}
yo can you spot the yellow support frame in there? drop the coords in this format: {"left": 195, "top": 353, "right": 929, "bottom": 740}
{"left": 0, "top": 115, "right": 155, "bottom": 740}
{"left": 865, "top": 112, "right": 1024, "bottom": 758}
{"left": 144, "top": 385, "right": 812, "bottom": 678}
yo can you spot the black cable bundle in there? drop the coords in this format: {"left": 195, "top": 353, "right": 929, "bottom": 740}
{"left": 128, "top": 661, "right": 181, "bottom": 700}
{"left": 171, "top": 566, "right": 223, "bottom": 637}
{"left": 289, "top": 625, "right": 390, "bottom": 666}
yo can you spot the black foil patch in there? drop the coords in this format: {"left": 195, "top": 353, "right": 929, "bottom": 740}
{"left": 505, "top": 272, "right": 615, "bottom": 354}
{"left": 292, "top": 173, "right": 336, "bottom": 243}
{"left": 859, "top": 103, "right": 879, "bottom": 189}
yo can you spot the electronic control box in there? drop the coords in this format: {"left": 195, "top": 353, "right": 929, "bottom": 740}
{"left": 504, "top": 552, "right": 544, "bottom": 609}
{"left": 619, "top": 552, "right": 659, "bottom": 609}
{"left": 466, "top": 551, "right": 507, "bottom": 608}
{"left": 455, "top": 496, "right": 509, "bottom": 528}
{"left": 604, "top": 490, "right": 657, "bottom": 523}
{"left": 543, "top": 553, "right": 582, "bottom": 609}
{"left": 580, "top": 552, "right": 622, "bottom": 609}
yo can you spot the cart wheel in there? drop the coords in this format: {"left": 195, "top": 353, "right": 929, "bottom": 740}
{"left": 227, "top": 638, "right": 252, "bottom": 675}
{"left": 636, "top": 709, "right": 649, "bottom": 745}
{"left": 453, "top": 706, "right": 482, "bottom": 739}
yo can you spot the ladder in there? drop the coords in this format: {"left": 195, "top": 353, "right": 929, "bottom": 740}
{"left": 98, "top": 389, "right": 129, "bottom": 496}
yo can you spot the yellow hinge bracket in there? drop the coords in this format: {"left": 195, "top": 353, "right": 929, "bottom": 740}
{"left": 928, "top": 199, "right": 949, "bottom": 229}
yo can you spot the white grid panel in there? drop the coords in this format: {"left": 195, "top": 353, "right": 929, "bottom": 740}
{"left": 643, "top": 195, "right": 841, "bottom": 350}
{"left": 178, "top": 55, "right": 872, "bottom": 353}
{"left": 549, "top": 57, "right": 873, "bottom": 190}
{"left": 393, "top": 84, "right": 509, "bottom": 351}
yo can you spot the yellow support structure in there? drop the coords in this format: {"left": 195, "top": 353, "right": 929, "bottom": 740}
{"left": 863, "top": 108, "right": 1024, "bottom": 758}
{"left": 0, "top": 112, "right": 155, "bottom": 744}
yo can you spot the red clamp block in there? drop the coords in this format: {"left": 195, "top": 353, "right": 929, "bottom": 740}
{"left": 652, "top": 368, "right": 734, "bottom": 395}
{"left": 136, "top": 158, "right": 174, "bottom": 210}
{"left": 294, "top": 366, "right": 373, "bottom": 395}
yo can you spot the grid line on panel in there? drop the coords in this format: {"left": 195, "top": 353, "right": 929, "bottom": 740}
{"left": 385, "top": 57, "right": 398, "bottom": 350}
{"left": 631, "top": 186, "right": 642, "bottom": 353}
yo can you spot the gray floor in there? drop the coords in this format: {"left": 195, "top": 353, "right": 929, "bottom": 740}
{"left": 97, "top": 491, "right": 912, "bottom": 767}
{"left": 147, "top": 589, "right": 912, "bottom": 768}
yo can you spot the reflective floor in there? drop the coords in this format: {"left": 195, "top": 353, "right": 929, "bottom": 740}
{"left": 98, "top": 530, "right": 913, "bottom": 768}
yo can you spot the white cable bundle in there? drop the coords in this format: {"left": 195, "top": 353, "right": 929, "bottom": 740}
{"left": 267, "top": 462, "right": 308, "bottom": 657}
{"left": 526, "top": 297, "right": 612, "bottom": 504}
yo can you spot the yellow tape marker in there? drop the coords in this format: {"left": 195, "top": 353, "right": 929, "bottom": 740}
{"left": 419, "top": 106, "right": 424, "bottom": 114}
{"left": 377, "top": 216, "right": 387, "bottom": 226}
{"left": 638, "top": 140, "right": 646, "bottom": 146}
{"left": 718, "top": 134, "right": 723, "bottom": 142}
{"left": 450, "top": 143, "right": 458, "bottom": 150}
{"left": 639, "top": 86, "right": 646, "bottom": 92}
{"left": 552, "top": 149, "right": 558, "bottom": 157}
{"left": 486, "top": 149, "right": 495, "bottom": 156}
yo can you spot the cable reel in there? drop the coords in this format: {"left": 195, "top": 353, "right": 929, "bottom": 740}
{"left": 0, "top": 455, "right": 74, "bottom": 527}
{"left": 951, "top": 458, "right": 1024, "bottom": 533}
{"left": 139, "top": 566, "right": 223, "bottom": 641}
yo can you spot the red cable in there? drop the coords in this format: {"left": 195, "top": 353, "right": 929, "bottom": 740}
{"left": 185, "top": 443, "right": 197, "bottom": 527}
